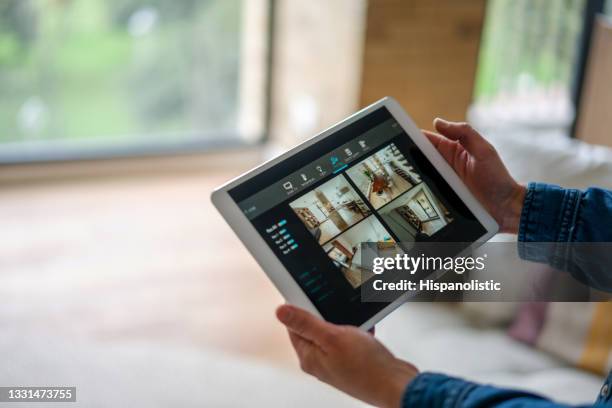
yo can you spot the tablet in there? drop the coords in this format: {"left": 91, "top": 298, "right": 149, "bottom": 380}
{"left": 211, "top": 97, "right": 498, "bottom": 329}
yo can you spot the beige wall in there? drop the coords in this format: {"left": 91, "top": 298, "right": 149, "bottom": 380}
{"left": 270, "top": 0, "right": 368, "bottom": 146}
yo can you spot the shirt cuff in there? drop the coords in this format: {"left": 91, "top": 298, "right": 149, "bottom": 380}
{"left": 518, "top": 182, "right": 581, "bottom": 243}
{"left": 402, "top": 372, "right": 553, "bottom": 408}
{"left": 402, "top": 373, "right": 477, "bottom": 408}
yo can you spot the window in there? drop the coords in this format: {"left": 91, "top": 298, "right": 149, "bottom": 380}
{"left": 471, "top": 0, "right": 586, "bottom": 130}
{"left": 0, "top": 0, "right": 268, "bottom": 162}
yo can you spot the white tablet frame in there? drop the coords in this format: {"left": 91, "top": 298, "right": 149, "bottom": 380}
{"left": 211, "top": 96, "right": 498, "bottom": 330}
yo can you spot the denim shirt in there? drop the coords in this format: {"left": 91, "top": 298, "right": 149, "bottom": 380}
{"left": 403, "top": 183, "right": 612, "bottom": 408}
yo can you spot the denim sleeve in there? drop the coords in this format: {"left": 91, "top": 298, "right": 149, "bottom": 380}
{"left": 518, "top": 182, "right": 612, "bottom": 243}
{"left": 402, "top": 373, "right": 594, "bottom": 408}
{"left": 517, "top": 182, "right": 612, "bottom": 291}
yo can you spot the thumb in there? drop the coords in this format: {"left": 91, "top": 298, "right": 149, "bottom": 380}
{"left": 433, "top": 118, "right": 493, "bottom": 159}
{"left": 276, "top": 305, "right": 337, "bottom": 347}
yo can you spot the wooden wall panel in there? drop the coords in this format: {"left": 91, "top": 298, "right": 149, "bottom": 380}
{"left": 575, "top": 17, "right": 612, "bottom": 147}
{"left": 360, "top": 0, "right": 486, "bottom": 128}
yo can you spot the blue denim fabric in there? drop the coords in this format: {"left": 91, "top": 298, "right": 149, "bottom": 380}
{"left": 519, "top": 183, "right": 612, "bottom": 243}
{"left": 403, "top": 373, "right": 611, "bottom": 408}
{"left": 517, "top": 183, "right": 612, "bottom": 291}
{"left": 402, "top": 183, "right": 612, "bottom": 408}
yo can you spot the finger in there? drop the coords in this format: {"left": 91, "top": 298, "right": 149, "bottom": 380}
{"left": 288, "top": 330, "right": 313, "bottom": 357}
{"left": 276, "top": 305, "right": 337, "bottom": 347}
{"left": 368, "top": 326, "right": 375, "bottom": 336}
{"left": 433, "top": 118, "right": 492, "bottom": 159}
{"left": 288, "top": 331, "right": 324, "bottom": 375}
{"left": 422, "top": 129, "right": 461, "bottom": 166}
{"left": 422, "top": 128, "right": 444, "bottom": 146}
{"left": 422, "top": 129, "right": 451, "bottom": 150}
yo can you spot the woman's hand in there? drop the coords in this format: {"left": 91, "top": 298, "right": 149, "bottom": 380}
{"left": 423, "top": 118, "right": 526, "bottom": 234}
{"left": 276, "top": 304, "right": 418, "bottom": 408}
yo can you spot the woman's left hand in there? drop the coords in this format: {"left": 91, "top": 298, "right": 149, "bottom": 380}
{"left": 276, "top": 304, "right": 418, "bottom": 408}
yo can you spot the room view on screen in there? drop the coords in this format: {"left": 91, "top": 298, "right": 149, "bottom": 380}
{"left": 229, "top": 108, "right": 486, "bottom": 324}
{"left": 288, "top": 142, "right": 454, "bottom": 289}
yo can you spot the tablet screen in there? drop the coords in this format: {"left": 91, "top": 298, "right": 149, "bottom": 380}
{"left": 229, "top": 107, "right": 486, "bottom": 325}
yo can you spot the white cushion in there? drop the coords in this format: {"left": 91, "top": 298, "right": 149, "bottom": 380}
{"left": 486, "top": 129, "right": 612, "bottom": 189}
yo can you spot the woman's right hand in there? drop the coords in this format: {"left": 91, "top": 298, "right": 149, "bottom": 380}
{"left": 422, "top": 118, "right": 526, "bottom": 234}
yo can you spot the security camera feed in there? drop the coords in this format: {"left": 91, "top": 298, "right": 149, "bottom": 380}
{"left": 323, "top": 216, "right": 397, "bottom": 288}
{"left": 346, "top": 143, "right": 422, "bottom": 209}
{"left": 289, "top": 175, "right": 371, "bottom": 245}
{"left": 289, "top": 142, "right": 456, "bottom": 288}
{"left": 378, "top": 183, "right": 453, "bottom": 242}
{"left": 231, "top": 108, "right": 490, "bottom": 326}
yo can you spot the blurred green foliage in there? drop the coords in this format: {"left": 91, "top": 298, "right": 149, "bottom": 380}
{"left": 474, "top": 0, "right": 584, "bottom": 100}
{"left": 0, "top": 0, "right": 242, "bottom": 143}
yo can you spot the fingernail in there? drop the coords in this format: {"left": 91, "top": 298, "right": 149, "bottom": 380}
{"left": 276, "top": 306, "right": 293, "bottom": 323}
{"left": 434, "top": 117, "right": 450, "bottom": 127}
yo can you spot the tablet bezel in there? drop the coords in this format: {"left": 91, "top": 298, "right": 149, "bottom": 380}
{"left": 211, "top": 96, "right": 499, "bottom": 329}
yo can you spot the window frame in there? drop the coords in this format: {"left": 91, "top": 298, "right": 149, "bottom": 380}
{"left": 0, "top": 0, "right": 275, "bottom": 165}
